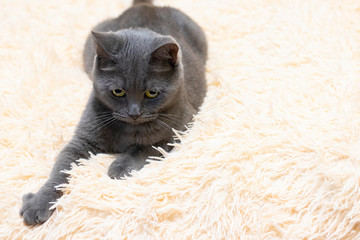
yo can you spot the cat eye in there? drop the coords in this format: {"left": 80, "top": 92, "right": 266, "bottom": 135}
{"left": 145, "top": 90, "right": 159, "bottom": 98}
{"left": 111, "top": 89, "right": 126, "bottom": 97}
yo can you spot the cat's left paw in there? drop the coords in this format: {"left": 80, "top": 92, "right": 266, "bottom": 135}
{"left": 108, "top": 155, "right": 146, "bottom": 179}
{"left": 20, "top": 191, "right": 54, "bottom": 225}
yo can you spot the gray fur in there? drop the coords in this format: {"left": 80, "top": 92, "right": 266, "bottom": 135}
{"left": 20, "top": 0, "right": 207, "bottom": 225}
{"left": 133, "top": 0, "right": 153, "bottom": 5}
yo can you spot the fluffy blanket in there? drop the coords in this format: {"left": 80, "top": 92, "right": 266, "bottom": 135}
{"left": 1, "top": 0, "right": 360, "bottom": 239}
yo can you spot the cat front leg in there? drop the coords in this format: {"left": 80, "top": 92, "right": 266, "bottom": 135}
{"left": 108, "top": 144, "right": 167, "bottom": 179}
{"left": 20, "top": 137, "right": 97, "bottom": 225}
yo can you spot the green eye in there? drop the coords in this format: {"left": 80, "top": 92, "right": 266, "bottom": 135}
{"left": 145, "top": 90, "right": 159, "bottom": 98}
{"left": 112, "top": 89, "right": 126, "bottom": 97}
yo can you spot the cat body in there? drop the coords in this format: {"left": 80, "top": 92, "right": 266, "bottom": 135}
{"left": 20, "top": 0, "right": 207, "bottom": 225}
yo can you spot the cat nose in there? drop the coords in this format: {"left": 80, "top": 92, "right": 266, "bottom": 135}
{"left": 127, "top": 104, "right": 142, "bottom": 120}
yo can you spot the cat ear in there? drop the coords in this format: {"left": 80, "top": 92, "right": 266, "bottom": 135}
{"left": 149, "top": 43, "right": 179, "bottom": 71}
{"left": 92, "top": 31, "right": 123, "bottom": 70}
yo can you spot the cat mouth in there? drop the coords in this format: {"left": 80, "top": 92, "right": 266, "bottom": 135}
{"left": 113, "top": 112, "right": 158, "bottom": 125}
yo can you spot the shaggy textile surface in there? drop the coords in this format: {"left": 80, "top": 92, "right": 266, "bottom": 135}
{"left": 1, "top": 0, "right": 360, "bottom": 239}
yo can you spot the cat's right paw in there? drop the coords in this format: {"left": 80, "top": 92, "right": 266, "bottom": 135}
{"left": 20, "top": 192, "right": 53, "bottom": 225}
{"left": 108, "top": 154, "right": 147, "bottom": 179}
{"left": 107, "top": 159, "right": 134, "bottom": 179}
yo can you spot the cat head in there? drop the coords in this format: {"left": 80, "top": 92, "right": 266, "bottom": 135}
{"left": 90, "top": 29, "right": 184, "bottom": 125}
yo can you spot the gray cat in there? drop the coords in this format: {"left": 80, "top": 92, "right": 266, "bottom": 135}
{"left": 20, "top": 0, "right": 207, "bottom": 225}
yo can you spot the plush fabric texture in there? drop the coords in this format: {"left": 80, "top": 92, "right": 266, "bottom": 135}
{"left": 1, "top": 0, "right": 360, "bottom": 239}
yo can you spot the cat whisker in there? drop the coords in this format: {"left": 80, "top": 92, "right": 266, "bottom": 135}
{"left": 95, "top": 115, "right": 118, "bottom": 131}
{"left": 153, "top": 118, "right": 174, "bottom": 134}
{"left": 157, "top": 114, "right": 186, "bottom": 129}
{"left": 112, "top": 112, "right": 126, "bottom": 119}
{"left": 158, "top": 113, "right": 185, "bottom": 119}
{"left": 94, "top": 112, "right": 114, "bottom": 121}
{"left": 158, "top": 113, "right": 187, "bottom": 123}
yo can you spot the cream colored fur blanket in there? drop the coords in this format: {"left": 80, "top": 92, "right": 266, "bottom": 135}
{"left": 1, "top": 0, "right": 360, "bottom": 239}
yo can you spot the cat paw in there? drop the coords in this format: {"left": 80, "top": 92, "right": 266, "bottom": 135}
{"left": 108, "top": 155, "right": 146, "bottom": 179}
{"left": 20, "top": 192, "right": 53, "bottom": 225}
{"left": 108, "top": 161, "right": 134, "bottom": 179}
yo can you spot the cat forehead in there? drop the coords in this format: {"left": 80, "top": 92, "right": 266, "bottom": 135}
{"left": 111, "top": 54, "right": 150, "bottom": 84}
{"left": 93, "top": 29, "right": 179, "bottom": 87}
{"left": 109, "top": 32, "right": 156, "bottom": 67}
{"left": 119, "top": 28, "right": 162, "bottom": 42}
{"left": 111, "top": 35, "right": 167, "bottom": 73}
{"left": 118, "top": 29, "right": 161, "bottom": 50}
{"left": 115, "top": 29, "right": 175, "bottom": 55}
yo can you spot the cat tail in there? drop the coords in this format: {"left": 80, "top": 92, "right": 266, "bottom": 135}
{"left": 133, "top": 0, "right": 153, "bottom": 5}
